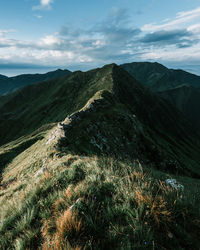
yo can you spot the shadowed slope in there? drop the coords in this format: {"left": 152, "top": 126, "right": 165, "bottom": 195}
{"left": 158, "top": 85, "right": 200, "bottom": 130}
{"left": 0, "top": 65, "right": 113, "bottom": 145}
{"left": 121, "top": 62, "right": 200, "bottom": 91}
{"left": 121, "top": 62, "right": 200, "bottom": 131}
{"left": 0, "top": 64, "right": 200, "bottom": 177}
{"left": 0, "top": 64, "right": 199, "bottom": 249}
{"left": 0, "top": 69, "right": 71, "bottom": 96}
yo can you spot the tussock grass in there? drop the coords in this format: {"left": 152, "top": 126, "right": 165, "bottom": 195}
{"left": 0, "top": 133, "right": 199, "bottom": 249}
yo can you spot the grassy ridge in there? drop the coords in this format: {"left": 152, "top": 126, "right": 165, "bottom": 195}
{"left": 0, "top": 132, "right": 199, "bottom": 249}
{"left": 0, "top": 69, "right": 71, "bottom": 96}
{"left": 0, "top": 64, "right": 200, "bottom": 249}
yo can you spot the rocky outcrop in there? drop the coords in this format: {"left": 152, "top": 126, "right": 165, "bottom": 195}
{"left": 46, "top": 90, "right": 146, "bottom": 160}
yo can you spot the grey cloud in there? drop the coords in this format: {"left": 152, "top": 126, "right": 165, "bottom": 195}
{"left": 141, "top": 29, "right": 189, "bottom": 42}
{"left": 140, "top": 29, "right": 197, "bottom": 47}
{"left": 54, "top": 8, "right": 141, "bottom": 64}
{"left": 96, "top": 26, "right": 141, "bottom": 44}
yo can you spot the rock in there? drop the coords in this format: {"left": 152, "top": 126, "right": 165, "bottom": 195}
{"left": 69, "top": 198, "right": 82, "bottom": 210}
{"left": 34, "top": 167, "right": 48, "bottom": 177}
{"left": 165, "top": 179, "right": 184, "bottom": 191}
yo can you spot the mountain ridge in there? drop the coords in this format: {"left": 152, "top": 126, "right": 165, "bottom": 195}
{"left": 121, "top": 62, "right": 200, "bottom": 131}
{"left": 0, "top": 68, "right": 71, "bottom": 96}
{"left": 121, "top": 61, "right": 200, "bottom": 91}
{"left": 0, "top": 63, "right": 200, "bottom": 249}
{"left": 1, "top": 63, "right": 199, "bottom": 176}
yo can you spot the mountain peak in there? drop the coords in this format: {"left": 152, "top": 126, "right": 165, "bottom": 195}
{"left": 0, "top": 62, "right": 200, "bottom": 249}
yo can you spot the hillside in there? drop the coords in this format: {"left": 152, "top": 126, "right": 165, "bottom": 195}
{"left": 121, "top": 62, "right": 200, "bottom": 130}
{"left": 158, "top": 85, "right": 200, "bottom": 131}
{"left": 0, "top": 69, "right": 71, "bottom": 96}
{"left": 121, "top": 62, "right": 200, "bottom": 91}
{"left": 0, "top": 64, "right": 200, "bottom": 249}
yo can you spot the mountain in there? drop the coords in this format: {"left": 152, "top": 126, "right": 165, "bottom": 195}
{"left": 0, "top": 74, "right": 8, "bottom": 80}
{"left": 121, "top": 62, "right": 200, "bottom": 91}
{"left": 121, "top": 62, "right": 200, "bottom": 130}
{"left": 0, "top": 63, "right": 200, "bottom": 175}
{"left": 0, "top": 69, "right": 71, "bottom": 96}
{"left": 158, "top": 85, "right": 200, "bottom": 130}
{"left": 0, "top": 64, "right": 199, "bottom": 249}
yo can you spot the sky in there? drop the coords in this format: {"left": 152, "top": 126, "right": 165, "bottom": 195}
{"left": 0, "top": 0, "right": 200, "bottom": 76}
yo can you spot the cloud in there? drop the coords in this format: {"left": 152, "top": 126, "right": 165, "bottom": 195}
{"left": 33, "top": 0, "right": 53, "bottom": 10}
{"left": 0, "top": 8, "right": 142, "bottom": 68}
{"left": 140, "top": 29, "right": 198, "bottom": 48}
{"left": 1, "top": 7, "right": 200, "bottom": 75}
{"left": 142, "top": 6, "right": 200, "bottom": 32}
{"left": 0, "top": 29, "right": 16, "bottom": 37}
{"left": 35, "top": 15, "right": 43, "bottom": 19}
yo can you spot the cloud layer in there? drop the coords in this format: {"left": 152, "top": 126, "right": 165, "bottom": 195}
{"left": 0, "top": 6, "right": 200, "bottom": 73}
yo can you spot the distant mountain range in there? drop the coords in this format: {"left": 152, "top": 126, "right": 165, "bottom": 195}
{"left": 121, "top": 62, "right": 200, "bottom": 130}
{"left": 0, "top": 69, "right": 71, "bottom": 96}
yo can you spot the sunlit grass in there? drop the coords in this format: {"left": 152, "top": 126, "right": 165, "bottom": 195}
{"left": 0, "top": 126, "right": 199, "bottom": 249}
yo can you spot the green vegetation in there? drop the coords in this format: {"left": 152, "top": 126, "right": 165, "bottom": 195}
{"left": 0, "top": 134, "right": 199, "bottom": 249}
{"left": 0, "top": 63, "right": 200, "bottom": 249}
{"left": 121, "top": 62, "right": 200, "bottom": 91}
{"left": 121, "top": 62, "right": 200, "bottom": 131}
{"left": 0, "top": 69, "right": 71, "bottom": 96}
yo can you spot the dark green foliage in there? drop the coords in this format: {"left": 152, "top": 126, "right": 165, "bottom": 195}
{"left": 0, "top": 69, "right": 71, "bottom": 96}
{"left": 121, "top": 62, "right": 200, "bottom": 131}
{"left": 121, "top": 61, "right": 200, "bottom": 91}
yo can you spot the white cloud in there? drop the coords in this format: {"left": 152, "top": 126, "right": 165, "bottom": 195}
{"left": 33, "top": 0, "right": 53, "bottom": 10}
{"left": 177, "top": 7, "right": 200, "bottom": 18}
{"left": 0, "top": 7, "right": 200, "bottom": 74}
{"left": 188, "top": 23, "right": 200, "bottom": 34}
{"left": 40, "top": 35, "right": 61, "bottom": 46}
{"left": 35, "top": 15, "right": 43, "bottom": 19}
{"left": 142, "top": 6, "right": 200, "bottom": 32}
{"left": 41, "top": 0, "right": 52, "bottom": 6}
{"left": 140, "top": 43, "right": 200, "bottom": 62}
{"left": 0, "top": 29, "right": 16, "bottom": 37}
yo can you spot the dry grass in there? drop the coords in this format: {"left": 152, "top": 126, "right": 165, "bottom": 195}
{"left": 42, "top": 208, "right": 83, "bottom": 250}
{"left": 0, "top": 136, "right": 199, "bottom": 250}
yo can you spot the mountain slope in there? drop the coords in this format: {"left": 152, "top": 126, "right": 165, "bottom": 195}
{"left": 121, "top": 62, "right": 200, "bottom": 91}
{"left": 0, "top": 69, "right": 71, "bottom": 96}
{"left": 0, "top": 65, "right": 113, "bottom": 145}
{"left": 121, "top": 62, "right": 200, "bottom": 130}
{"left": 1, "top": 129, "right": 199, "bottom": 249}
{"left": 0, "top": 64, "right": 200, "bottom": 176}
{"left": 158, "top": 85, "right": 200, "bottom": 130}
{"left": 0, "top": 64, "right": 200, "bottom": 249}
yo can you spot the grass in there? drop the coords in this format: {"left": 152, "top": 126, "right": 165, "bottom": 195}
{"left": 0, "top": 66, "right": 200, "bottom": 249}
{"left": 0, "top": 131, "right": 199, "bottom": 249}
{"left": 0, "top": 104, "right": 199, "bottom": 249}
